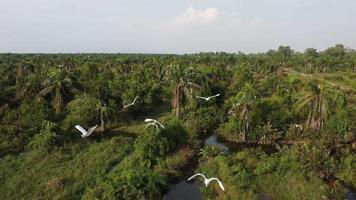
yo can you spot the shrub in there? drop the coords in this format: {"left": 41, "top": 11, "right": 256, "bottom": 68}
{"left": 324, "top": 109, "right": 351, "bottom": 136}
{"left": 27, "top": 121, "right": 59, "bottom": 151}
{"left": 134, "top": 118, "right": 188, "bottom": 167}
{"left": 186, "top": 106, "right": 219, "bottom": 137}
{"left": 62, "top": 94, "right": 99, "bottom": 130}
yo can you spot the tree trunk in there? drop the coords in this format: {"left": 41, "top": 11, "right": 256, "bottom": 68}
{"left": 15, "top": 65, "right": 24, "bottom": 99}
{"left": 241, "top": 106, "right": 249, "bottom": 142}
{"left": 172, "top": 82, "right": 183, "bottom": 119}
{"left": 100, "top": 109, "right": 105, "bottom": 132}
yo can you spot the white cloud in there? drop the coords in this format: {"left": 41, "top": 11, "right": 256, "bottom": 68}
{"left": 175, "top": 7, "right": 219, "bottom": 24}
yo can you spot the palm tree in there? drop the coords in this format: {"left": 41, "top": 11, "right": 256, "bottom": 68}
{"left": 36, "top": 67, "right": 73, "bottom": 115}
{"left": 198, "top": 146, "right": 222, "bottom": 161}
{"left": 21, "top": 72, "right": 44, "bottom": 99}
{"left": 229, "top": 83, "right": 258, "bottom": 142}
{"left": 294, "top": 82, "right": 345, "bottom": 130}
{"left": 15, "top": 62, "right": 34, "bottom": 99}
{"left": 168, "top": 65, "right": 200, "bottom": 119}
{"left": 95, "top": 101, "right": 112, "bottom": 132}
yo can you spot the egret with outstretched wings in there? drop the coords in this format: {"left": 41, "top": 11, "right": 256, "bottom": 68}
{"left": 187, "top": 173, "right": 225, "bottom": 191}
{"left": 144, "top": 118, "right": 165, "bottom": 131}
{"left": 75, "top": 125, "right": 98, "bottom": 138}
{"left": 195, "top": 94, "right": 221, "bottom": 101}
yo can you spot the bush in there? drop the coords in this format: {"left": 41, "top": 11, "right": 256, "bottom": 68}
{"left": 62, "top": 94, "right": 99, "bottom": 130}
{"left": 186, "top": 106, "right": 219, "bottom": 137}
{"left": 26, "top": 121, "right": 59, "bottom": 151}
{"left": 100, "top": 168, "right": 166, "bottom": 200}
{"left": 134, "top": 118, "right": 188, "bottom": 167}
{"left": 1, "top": 100, "right": 49, "bottom": 149}
{"left": 324, "top": 109, "right": 351, "bottom": 136}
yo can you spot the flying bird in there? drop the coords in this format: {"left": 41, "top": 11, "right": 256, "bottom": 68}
{"left": 187, "top": 173, "right": 225, "bottom": 192}
{"left": 144, "top": 118, "right": 165, "bottom": 131}
{"left": 195, "top": 94, "right": 221, "bottom": 101}
{"left": 75, "top": 125, "right": 98, "bottom": 138}
{"left": 123, "top": 96, "right": 139, "bottom": 108}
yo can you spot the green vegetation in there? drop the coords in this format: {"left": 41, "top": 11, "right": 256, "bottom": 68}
{"left": 0, "top": 44, "right": 355, "bottom": 199}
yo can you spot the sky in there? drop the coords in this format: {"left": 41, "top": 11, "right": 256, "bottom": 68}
{"left": 0, "top": 0, "right": 355, "bottom": 54}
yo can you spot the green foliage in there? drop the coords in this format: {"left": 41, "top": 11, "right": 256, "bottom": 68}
{"left": 1, "top": 100, "right": 49, "bottom": 148}
{"left": 197, "top": 149, "right": 326, "bottom": 200}
{"left": 0, "top": 50, "right": 355, "bottom": 200}
{"left": 186, "top": 106, "right": 219, "bottom": 137}
{"left": 324, "top": 109, "right": 351, "bottom": 136}
{"left": 335, "top": 155, "right": 356, "bottom": 188}
{"left": 0, "top": 136, "right": 134, "bottom": 200}
{"left": 99, "top": 168, "right": 166, "bottom": 200}
{"left": 198, "top": 146, "right": 223, "bottom": 161}
{"left": 17, "top": 100, "right": 49, "bottom": 128}
{"left": 134, "top": 118, "right": 188, "bottom": 167}
{"left": 26, "top": 121, "right": 59, "bottom": 151}
{"left": 63, "top": 94, "right": 99, "bottom": 130}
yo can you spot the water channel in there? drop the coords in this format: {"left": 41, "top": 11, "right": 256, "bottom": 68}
{"left": 163, "top": 133, "right": 355, "bottom": 200}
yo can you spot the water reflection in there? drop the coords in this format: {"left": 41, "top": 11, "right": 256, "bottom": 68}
{"left": 204, "top": 134, "right": 229, "bottom": 153}
{"left": 203, "top": 134, "right": 276, "bottom": 154}
{"left": 346, "top": 189, "right": 356, "bottom": 200}
{"left": 163, "top": 181, "right": 201, "bottom": 200}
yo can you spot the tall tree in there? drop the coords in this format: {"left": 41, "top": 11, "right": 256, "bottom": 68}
{"left": 294, "top": 82, "right": 345, "bottom": 130}
{"left": 95, "top": 101, "right": 111, "bottom": 132}
{"left": 37, "top": 67, "right": 73, "bottom": 115}
{"left": 168, "top": 65, "right": 200, "bottom": 119}
{"left": 229, "top": 83, "right": 258, "bottom": 142}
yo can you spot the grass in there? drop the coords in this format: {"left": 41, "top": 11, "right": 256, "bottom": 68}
{"left": 196, "top": 149, "right": 328, "bottom": 200}
{"left": 110, "top": 103, "right": 173, "bottom": 136}
{"left": 0, "top": 136, "right": 134, "bottom": 200}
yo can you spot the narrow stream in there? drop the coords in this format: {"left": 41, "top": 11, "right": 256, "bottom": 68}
{"left": 163, "top": 133, "right": 229, "bottom": 200}
{"left": 346, "top": 190, "right": 356, "bottom": 200}
{"left": 163, "top": 133, "right": 355, "bottom": 200}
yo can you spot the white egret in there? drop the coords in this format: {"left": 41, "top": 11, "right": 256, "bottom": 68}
{"left": 75, "top": 125, "right": 98, "bottom": 138}
{"left": 123, "top": 96, "right": 139, "bottom": 108}
{"left": 144, "top": 118, "right": 165, "bottom": 131}
{"left": 195, "top": 94, "right": 221, "bottom": 101}
{"left": 188, "top": 173, "right": 225, "bottom": 192}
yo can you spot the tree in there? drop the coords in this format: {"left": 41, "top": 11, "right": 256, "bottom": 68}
{"left": 168, "top": 65, "right": 200, "bottom": 119}
{"left": 15, "top": 61, "right": 34, "bottom": 99}
{"left": 37, "top": 67, "right": 74, "bottom": 115}
{"left": 63, "top": 94, "right": 99, "bottom": 130}
{"left": 95, "top": 101, "right": 112, "bottom": 132}
{"left": 303, "top": 48, "right": 318, "bottom": 70}
{"left": 229, "top": 83, "right": 258, "bottom": 142}
{"left": 294, "top": 82, "right": 345, "bottom": 131}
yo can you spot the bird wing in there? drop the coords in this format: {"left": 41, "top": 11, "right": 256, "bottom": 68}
{"left": 188, "top": 173, "right": 206, "bottom": 181}
{"left": 195, "top": 96, "right": 207, "bottom": 100}
{"left": 145, "top": 123, "right": 153, "bottom": 128}
{"left": 210, "top": 178, "right": 225, "bottom": 191}
{"left": 132, "top": 96, "right": 138, "bottom": 104}
{"left": 210, "top": 93, "right": 221, "bottom": 98}
{"left": 123, "top": 103, "right": 132, "bottom": 108}
{"left": 146, "top": 123, "right": 159, "bottom": 130}
{"left": 87, "top": 125, "right": 98, "bottom": 136}
{"left": 75, "top": 125, "right": 87, "bottom": 135}
{"left": 145, "top": 118, "right": 155, "bottom": 123}
{"left": 156, "top": 121, "right": 165, "bottom": 129}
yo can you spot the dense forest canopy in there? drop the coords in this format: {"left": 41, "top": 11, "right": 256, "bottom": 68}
{"left": 0, "top": 45, "right": 355, "bottom": 200}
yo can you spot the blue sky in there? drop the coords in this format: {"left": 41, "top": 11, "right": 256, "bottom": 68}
{"left": 0, "top": 0, "right": 355, "bottom": 53}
